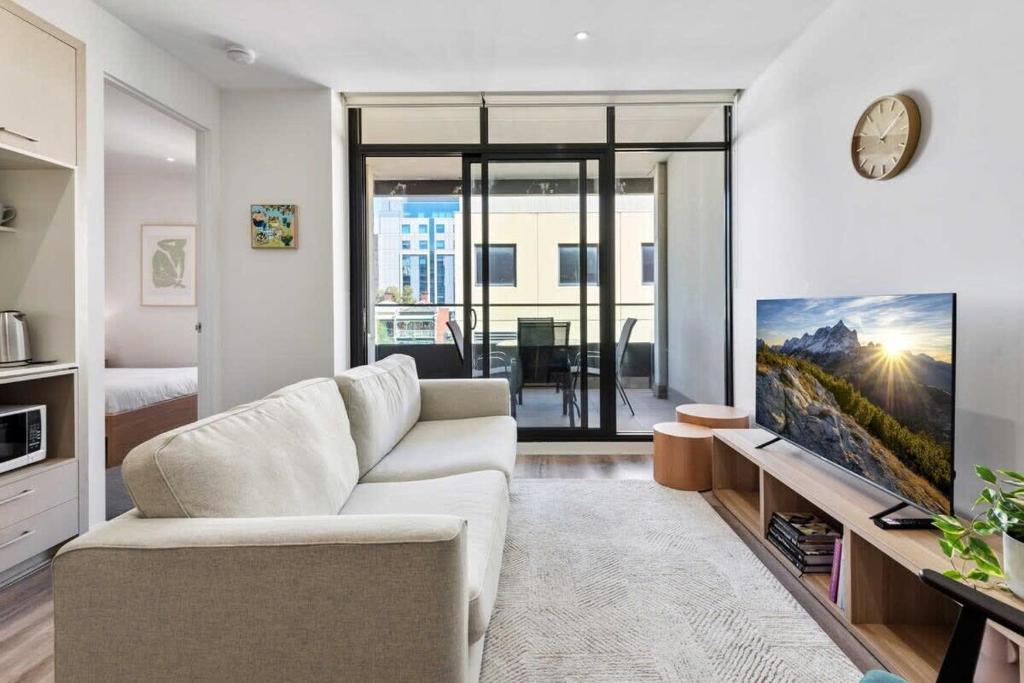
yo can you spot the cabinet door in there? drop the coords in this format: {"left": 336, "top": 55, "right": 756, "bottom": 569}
{"left": 0, "top": 8, "right": 77, "bottom": 166}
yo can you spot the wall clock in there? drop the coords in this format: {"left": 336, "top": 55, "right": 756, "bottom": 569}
{"left": 851, "top": 94, "right": 921, "bottom": 180}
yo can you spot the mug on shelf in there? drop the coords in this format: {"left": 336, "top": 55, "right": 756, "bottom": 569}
{"left": 0, "top": 204, "right": 15, "bottom": 225}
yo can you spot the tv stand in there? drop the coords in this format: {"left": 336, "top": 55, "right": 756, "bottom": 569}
{"left": 710, "top": 428, "right": 1024, "bottom": 683}
{"left": 870, "top": 501, "right": 935, "bottom": 530}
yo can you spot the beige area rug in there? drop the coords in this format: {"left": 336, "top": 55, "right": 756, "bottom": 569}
{"left": 480, "top": 479, "right": 862, "bottom": 682}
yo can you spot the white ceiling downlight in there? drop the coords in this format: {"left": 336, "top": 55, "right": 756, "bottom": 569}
{"left": 575, "top": 31, "right": 590, "bottom": 41}
{"left": 226, "top": 44, "right": 256, "bottom": 65}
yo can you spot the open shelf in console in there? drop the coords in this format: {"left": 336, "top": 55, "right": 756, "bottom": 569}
{"left": 711, "top": 436, "right": 761, "bottom": 534}
{"left": 848, "top": 532, "right": 957, "bottom": 682}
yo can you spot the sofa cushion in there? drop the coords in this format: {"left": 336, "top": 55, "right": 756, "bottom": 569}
{"left": 335, "top": 355, "right": 420, "bottom": 477}
{"left": 340, "top": 471, "right": 509, "bottom": 644}
{"left": 123, "top": 378, "right": 360, "bottom": 518}
{"left": 361, "top": 416, "right": 516, "bottom": 484}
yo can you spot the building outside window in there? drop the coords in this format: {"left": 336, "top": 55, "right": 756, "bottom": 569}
{"left": 419, "top": 224, "right": 428, "bottom": 233}
{"left": 401, "top": 239, "right": 411, "bottom": 249}
{"left": 436, "top": 240, "right": 446, "bottom": 249}
{"left": 558, "top": 244, "right": 599, "bottom": 285}
{"left": 641, "top": 243, "right": 655, "bottom": 285}
{"left": 436, "top": 225, "right": 445, "bottom": 233}
{"left": 400, "top": 224, "right": 411, "bottom": 235}
{"left": 474, "top": 244, "right": 517, "bottom": 286}
{"left": 418, "top": 239, "right": 429, "bottom": 250}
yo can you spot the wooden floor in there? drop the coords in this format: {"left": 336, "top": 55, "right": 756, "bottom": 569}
{"left": 0, "top": 454, "right": 878, "bottom": 682}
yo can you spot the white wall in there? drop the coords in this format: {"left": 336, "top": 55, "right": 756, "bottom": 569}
{"left": 19, "top": 0, "right": 221, "bottom": 527}
{"left": 733, "top": 0, "right": 1024, "bottom": 513}
{"left": 666, "top": 113, "right": 727, "bottom": 404}
{"left": 104, "top": 168, "right": 197, "bottom": 367}
{"left": 219, "top": 89, "right": 337, "bottom": 407}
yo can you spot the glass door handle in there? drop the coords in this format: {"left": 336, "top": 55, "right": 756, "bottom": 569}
{"left": 470, "top": 308, "right": 478, "bottom": 330}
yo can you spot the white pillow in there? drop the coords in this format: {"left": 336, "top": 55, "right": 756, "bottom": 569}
{"left": 335, "top": 355, "right": 421, "bottom": 476}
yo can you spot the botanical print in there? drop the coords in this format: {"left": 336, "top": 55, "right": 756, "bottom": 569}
{"left": 251, "top": 204, "right": 297, "bottom": 249}
{"left": 141, "top": 224, "right": 196, "bottom": 306}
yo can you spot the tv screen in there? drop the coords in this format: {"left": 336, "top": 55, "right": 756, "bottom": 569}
{"left": 755, "top": 294, "right": 955, "bottom": 514}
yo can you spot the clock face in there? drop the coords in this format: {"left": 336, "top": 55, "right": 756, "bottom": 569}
{"left": 851, "top": 95, "right": 921, "bottom": 180}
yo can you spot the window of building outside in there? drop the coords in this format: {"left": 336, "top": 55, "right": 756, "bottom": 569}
{"left": 436, "top": 240, "right": 446, "bottom": 249}
{"left": 401, "top": 224, "right": 411, "bottom": 234}
{"left": 641, "top": 243, "right": 655, "bottom": 285}
{"left": 558, "top": 244, "right": 599, "bottom": 285}
{"left": 475, "top": 244, "right": 517, "bottom": 286}
{"left": 418, "top": 224, "right": 428, "bottom": 233}
{"left": 436, "top": 225, "right": 445, "bottom": 233}
{"left": 401, "top": 240, "right": 411, "bottom": 249}
{"left": 418, "top": 240, "right": 428, "bottom": 250}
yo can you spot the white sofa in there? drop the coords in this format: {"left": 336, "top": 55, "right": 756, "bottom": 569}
{"left": 53, "top": 355, "right": 516, "bottom": 683}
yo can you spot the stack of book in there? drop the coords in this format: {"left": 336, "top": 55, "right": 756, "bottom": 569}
{"left": 767, "top": 512, "right": 840, "bottom": 575}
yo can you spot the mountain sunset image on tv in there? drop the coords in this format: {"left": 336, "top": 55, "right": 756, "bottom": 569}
{"left": 756, "top": 294, "right": 955, "bottom": 514}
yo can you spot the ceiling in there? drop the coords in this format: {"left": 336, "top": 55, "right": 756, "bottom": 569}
{"left": 94, "top": 0, "right": 832, "bottom": 91}
{"left": 104, "top": 83, "right": 196, "bottom": 174}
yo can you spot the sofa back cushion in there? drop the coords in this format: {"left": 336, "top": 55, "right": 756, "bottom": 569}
{"left": 123, "top": 378, "right": 360, "bottom": 518}
{"left": 334, "top": 354, "right": 420, "bottom": 476}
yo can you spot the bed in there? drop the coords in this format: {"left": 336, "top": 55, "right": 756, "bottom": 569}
{"left": 105, "top": 367, "right": 198, "bottom": 468}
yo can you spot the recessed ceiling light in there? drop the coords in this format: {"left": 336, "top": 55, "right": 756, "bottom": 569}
{"left": 575, "top": 31, "right": 590, "bottom": 41}
{"left": 165, "top": 157, "right": 176, "bottom": 163}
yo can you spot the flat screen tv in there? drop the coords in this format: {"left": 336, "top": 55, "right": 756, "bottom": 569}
{"left": 755, "top": 293, "right": 955, "bottom": 515}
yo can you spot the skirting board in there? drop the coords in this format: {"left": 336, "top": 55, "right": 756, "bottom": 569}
{"left": 517, "top": 441, "right": 653, "bottom": 456}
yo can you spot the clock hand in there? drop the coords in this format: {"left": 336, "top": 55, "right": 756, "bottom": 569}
{"left": 878, "top": 110, "right": 905, "bottom": 141}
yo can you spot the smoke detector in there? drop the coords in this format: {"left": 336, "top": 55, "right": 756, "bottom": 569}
{"left": 226, "top": 45, "right": 256, "bottom": 65}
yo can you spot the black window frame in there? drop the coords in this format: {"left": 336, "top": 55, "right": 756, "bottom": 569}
{"left": 474, "top": 243, "right": 517, "bottom": 287}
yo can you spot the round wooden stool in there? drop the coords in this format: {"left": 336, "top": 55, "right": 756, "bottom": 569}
{"left": 653, "top": 422, "right": 714, "bottom": 491}
{"left": 675, "top": 403, "right": 749, "bottom": 429}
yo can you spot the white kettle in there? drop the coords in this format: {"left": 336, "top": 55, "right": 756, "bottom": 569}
{"left": 0, "top": 311, "right": 31, "bottom": 365}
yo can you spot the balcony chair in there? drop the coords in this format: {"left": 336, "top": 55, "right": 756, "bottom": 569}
{"left": 566, "top": 317, "right": 637, "bottom": 426}
{"left": 447, "top": 319, "right": 521, "bottom": 417}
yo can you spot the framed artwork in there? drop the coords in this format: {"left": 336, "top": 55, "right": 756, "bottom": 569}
{"left": 251, "top": 204, "right": 297, "bottom": 249}
{"left": 141, "top": 224, "right": 196, "bottom": 307}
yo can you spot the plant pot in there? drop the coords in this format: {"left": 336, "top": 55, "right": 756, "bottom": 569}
{"left": 1003, "top": 532, "right": 1024, "bottom": 597}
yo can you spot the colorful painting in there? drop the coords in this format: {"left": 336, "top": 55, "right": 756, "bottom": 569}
{"left": 251, "top": 204, "right": 297, "bottom": 249}
{"left": 141, "top": 224, "right": 196, "bottom": 306}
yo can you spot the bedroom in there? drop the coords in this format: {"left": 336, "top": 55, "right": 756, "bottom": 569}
{"left": 103, "top": 82, "right": 199, "bottom": 518}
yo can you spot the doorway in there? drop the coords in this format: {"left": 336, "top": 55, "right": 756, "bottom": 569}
{"left": 103, "top": 81, "right": 201, "bottom": 518}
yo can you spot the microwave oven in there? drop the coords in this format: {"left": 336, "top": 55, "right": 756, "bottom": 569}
{"left": 0, "top": 405, "right": 46, "bottom": 474}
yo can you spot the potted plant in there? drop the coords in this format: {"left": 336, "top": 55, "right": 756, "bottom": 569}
{"left": 932, "top": 465, "right": 1024, "bottom": 596}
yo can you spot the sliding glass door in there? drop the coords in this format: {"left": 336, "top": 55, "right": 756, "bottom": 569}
{"left": 470, "top": 158, "right": 603, "bottom": 434}
{"left": 352, "top": 100, "right": 733, "bottom": 441}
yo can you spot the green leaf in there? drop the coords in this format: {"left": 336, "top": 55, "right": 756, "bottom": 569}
{"left": 939, "top": 539, "right": 955, "bottom": 557}
{"left": 943, "top": 568, "right": 964, "bottom": 580}
{"left": 998, "top": 470, "right": 1024, "bottom": 483}
{"left": 966, "top": 569, "right": 992, "bottom": 582}
{"left": 932, "top": 515, "right": 965, "bottom": 533}
{"left": 969, "top": 537, "right": 1001, "bottom": 568}
{"left": 973, "top": 520, "right": 996, "bottom": 535}
{"left": 977, "top": 465, "right": 998, "bottom": 483}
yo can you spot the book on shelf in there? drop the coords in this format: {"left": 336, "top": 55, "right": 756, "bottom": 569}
{"left": 767, "top": 512, "right": 840, "bottom": 576}
{"left": 766, "top": 529, "right": 833, "bottom": 574}
{"left": 828, "top": 538, "right": 843, "bottom": 603}
{"left": 767, "top": 527, "right": 834, "bottom": 565}
{"left": 770, "top": 512, "right": 840, "bottom": 545}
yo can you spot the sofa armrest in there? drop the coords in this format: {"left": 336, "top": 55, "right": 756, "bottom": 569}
{"left": 419, "top": 378, "right": 510, "bottom": 421}
{"left": 54, "top": 512, "right": 468, "bottom": 682}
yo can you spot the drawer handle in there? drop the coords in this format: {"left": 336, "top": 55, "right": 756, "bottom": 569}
{"left": 0, "top": 529, "right": 35, "bottom": 550}
{"left": 0, "top": 488, "right": 35, "bottom": 506}
{"left": 0, "top": 126, "right": 39, "bottom": 143}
